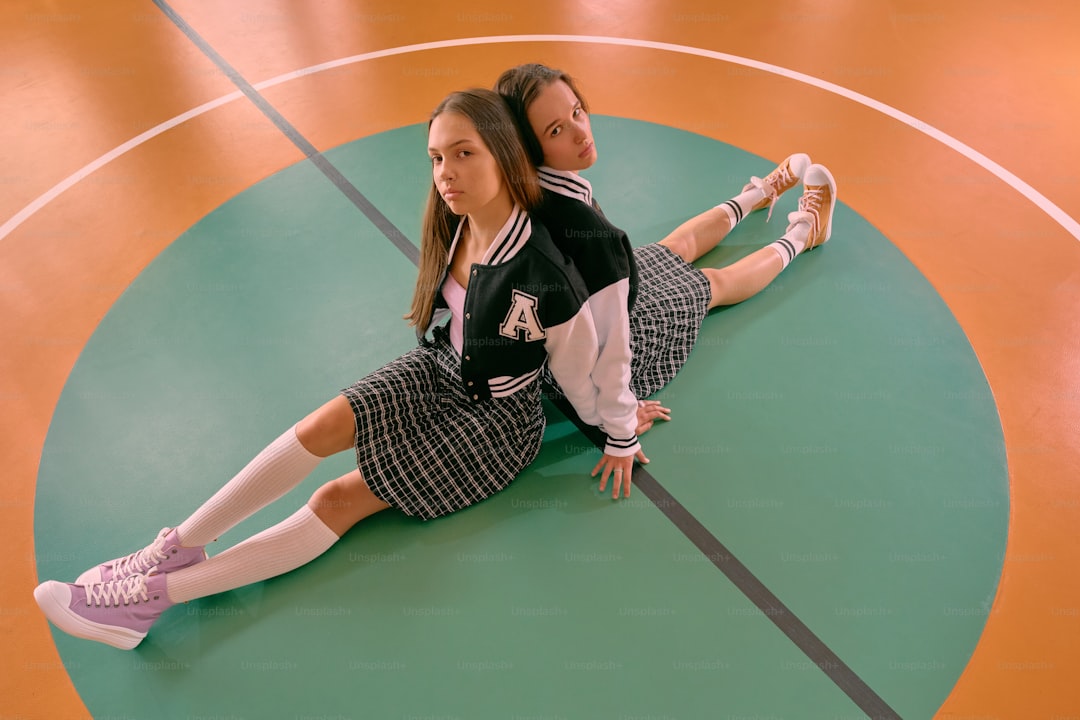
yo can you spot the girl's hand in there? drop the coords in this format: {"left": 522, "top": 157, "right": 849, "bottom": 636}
{"left": 591, "top": 449, "right": 649, "bottom": 499}
{"left": 636, "top": 399, "right": 671, "bottom": 435}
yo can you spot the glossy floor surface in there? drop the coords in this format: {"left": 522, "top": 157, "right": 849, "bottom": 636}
{"left": 3, "top": 2, "right": 1079, "bottom": 718}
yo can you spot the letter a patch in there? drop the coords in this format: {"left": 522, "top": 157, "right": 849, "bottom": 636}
{"left": 499, "top": 289, "right": 546, "bottom": 342}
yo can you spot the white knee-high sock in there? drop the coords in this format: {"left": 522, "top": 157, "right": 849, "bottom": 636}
{"left": 767, "top": 220, "right": 811, "bottom": 270}
{"left": 176, "top": 425, "right": 322, "bottom": 548}
{"left": 166, "top": 505, "right": 339, "bottom": 603}
{"left": 716, "top": 187, "right": 765, "bottom": 228}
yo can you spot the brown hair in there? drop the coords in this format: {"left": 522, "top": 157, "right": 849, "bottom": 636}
{"left": 494, "top": 63, "right": 591, "bottom": 167}
{"left": 406, "top": 88, "right": 542, "bottom": 331}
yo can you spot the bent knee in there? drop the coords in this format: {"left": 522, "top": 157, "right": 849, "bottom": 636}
{"left": 658, "top": 236, "right": 696, "bottom": 265}
{"left": 309, "top": 473, "right": 388, "bottom": 535}
{"left": 296, "top": 396, "right": 356, "bottom": 457}
{"left": 706, "top": 267, "right": 760, "bottom": 308}
{"left": 705, "top": 268, "right": 735, "bottom": 308}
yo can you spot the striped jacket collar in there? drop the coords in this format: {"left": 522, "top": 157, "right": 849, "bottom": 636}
{"left": 447, "top": 204, "right": 533, "bottom": 266}
{"left": 538, "top": 166, "right": 592, "bottom": 206}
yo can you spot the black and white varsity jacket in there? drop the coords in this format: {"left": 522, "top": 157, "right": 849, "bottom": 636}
{"left": 418, "top": 204, "right": 641, "bottom": 457}
{"left": 532, "top": 167, "right": 640, "bottom": 452}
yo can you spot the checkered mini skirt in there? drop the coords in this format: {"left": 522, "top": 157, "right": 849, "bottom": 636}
{"left": 628, "top": 243, "right": 712, "bottom": 399}
{"left": 340, "top": 328, "right": 545, "bottom": 521}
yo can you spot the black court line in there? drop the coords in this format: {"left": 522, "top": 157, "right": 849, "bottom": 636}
{"left": 152, "top": 0, "right": 418, "bottom": 266}
{"left": 551, "top": 396, "right": 901, "bottom": 720}
{"left": 154, "top": 3, "right": 901, "bottom": 717}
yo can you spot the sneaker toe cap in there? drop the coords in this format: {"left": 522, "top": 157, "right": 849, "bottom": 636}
{"left": 804, "top": 163, "right": 836, "bottom": 189}
{"left": 790, "top": 153, "right": 812, "bottom": 177}
{"left": 34, "top": 580, "right": 73, "bottom": 613}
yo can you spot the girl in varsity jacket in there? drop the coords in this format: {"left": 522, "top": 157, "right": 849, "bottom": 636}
{"left": 496, "top": 63, "right": 839, "bottom": 450}
{"left": 33, "top": 88, "right": 641, "bottom": 651}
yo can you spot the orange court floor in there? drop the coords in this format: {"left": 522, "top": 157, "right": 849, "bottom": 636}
{"left": 2, "top": 1, "right": 1079, "bottom": 719}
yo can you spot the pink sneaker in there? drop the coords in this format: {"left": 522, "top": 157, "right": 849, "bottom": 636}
{"left": 77, "top": 527, "right": 206, "bottom": 584}
{"left": 34, "top": 573, "right": 173, "bottom": 650}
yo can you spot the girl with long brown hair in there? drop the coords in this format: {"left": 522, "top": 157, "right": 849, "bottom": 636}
{"left": 496, "top": 63, "right": 838, "bottom": 456}
{"left": 33, "top": 88, "right": 640, "bottom": 650}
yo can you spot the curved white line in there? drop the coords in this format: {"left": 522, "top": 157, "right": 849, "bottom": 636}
{"left": 0, "top": 91, "right": 244, "bottom": 242}
{"left": 3, "top": 34, "right": 1077, "bottom": 243}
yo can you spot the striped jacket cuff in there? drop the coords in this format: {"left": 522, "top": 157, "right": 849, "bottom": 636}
{"left": 604, "top": 433, "right": 641, "bottom": 458}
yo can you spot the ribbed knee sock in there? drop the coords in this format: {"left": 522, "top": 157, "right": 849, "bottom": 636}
{"left": 167, "top": 505, "right": 339, "bottom": 603}
{"left": 176, "top": 425, "right": 322, "bottom": 548}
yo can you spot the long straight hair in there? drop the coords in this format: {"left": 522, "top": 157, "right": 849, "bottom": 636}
{"left": 494, "top": 63, "right": 591, "bottom": 168}
{"left": 406, "top": 88, "right": 542, "bottom": 331}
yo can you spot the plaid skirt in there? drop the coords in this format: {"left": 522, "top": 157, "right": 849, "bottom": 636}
{"left": 340, "top": 329, "right": 545, "bottom": 520}
{"left": 628, "top": 244, "right": 711, "bottom": 399}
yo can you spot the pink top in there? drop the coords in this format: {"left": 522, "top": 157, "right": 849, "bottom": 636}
{"left": 441, "top": 272, "right": 466, "bottom": 355}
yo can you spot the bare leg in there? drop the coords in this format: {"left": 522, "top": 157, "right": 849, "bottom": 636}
{"left": 658, "top": 153, "right": 813, "bottom": 267}
{"left": 658, "top": 206, "right": 735, "bottom": 264}
{"left": 704, "top": 246, "right": 785, "bottom": 309}
{"left": 308, "top": 469, "right": 391, "bottom": 536}
{"left": 295, "top": 395, "right": 359, "bottom": 457}
{"left": 703, "top": 163, "right": 836, "bottom": 310}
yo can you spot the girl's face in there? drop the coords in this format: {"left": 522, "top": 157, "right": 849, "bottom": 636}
{"left": 428, "top": 110, "right": 508, "bottom": 217}
{"left": 526, "top": 79, "right": 597, "bottom": 172}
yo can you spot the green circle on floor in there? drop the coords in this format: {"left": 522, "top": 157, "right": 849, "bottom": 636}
{"left": 34, "top": 117, "right": 1007, "bottom": 719}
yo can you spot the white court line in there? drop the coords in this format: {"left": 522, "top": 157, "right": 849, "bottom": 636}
{"left": 3, "top": 34, "right": 1077, "bottom": 243}
{"left": 0, "top": 91, "right": 244, "bottom": 243}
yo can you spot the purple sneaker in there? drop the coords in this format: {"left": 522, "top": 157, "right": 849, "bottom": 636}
{"left": 77, "top": 527, "right": 207, "bottom": 585}
{"left": 34, "top": 572, "right": 173, "bottom": 650}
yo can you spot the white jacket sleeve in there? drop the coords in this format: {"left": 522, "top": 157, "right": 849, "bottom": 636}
{"left": 545, "top": 299, "right": 641, "bottom": 457}
{"left": 584, "top": 279, "right": 640, "bottom": 456}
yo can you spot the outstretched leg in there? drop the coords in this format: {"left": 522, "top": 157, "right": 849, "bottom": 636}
{"left": 704, "top": 163, "right": 838, "bottom": 309}
{"left": 33, "top": 469, "right": 389, "bottom": 649}
{"left": 658, "top": 204, "right": 735, "bottom": 265}
{"left": 177, "top": 394, "right": 358, "bottom": 546}
{"left": 704, "top": 247, "right": 785, "bottom": 308}
{"left": 166, "top": 469, "right": 389, "bottom": 603}
{"left": 659, "top": 153, "right": 811, "bottom": 264}
{"left": 76, "top": 395, "right": 357, "bottom": 585}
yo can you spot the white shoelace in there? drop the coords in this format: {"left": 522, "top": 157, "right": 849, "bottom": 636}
{"left": 799, "top": 184, "right": 827, "bottom": 211}
{"left": 749, "top": 164, "right": 796, "bottom": 222}
{"left": 794, "top": 185, "right": 829, "bottom": 239}
{"left": 109, "top": 533, "right": 169, "bottom": 578}
{"left": 84, "top": 574, "right": 149, "bottom": 607}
